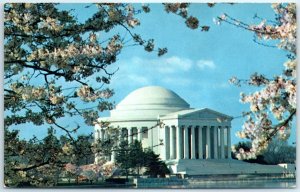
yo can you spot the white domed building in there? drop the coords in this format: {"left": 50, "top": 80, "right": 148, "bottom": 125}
{"left": 94, "top": 86, "right": 293, "bottom": 175}
{"left": 94, "top": 86, "right": 234, "bottom": 172}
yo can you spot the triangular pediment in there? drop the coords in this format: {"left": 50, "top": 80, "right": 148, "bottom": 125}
{"left": 179, "top": 108, "right": 233, "bottom": 121}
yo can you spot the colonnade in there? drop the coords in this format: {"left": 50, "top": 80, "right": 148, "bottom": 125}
{"left": 164, "top": 125, "right": 231, "bottom": 160}
{"left": 96, "top": 127, "right": 146, "bottom": 143}
{"left": 95, "top": 127, "right": 148, "bottom": 162}
{"left": 95, "top": 124, "right": 232, "bottom": 163}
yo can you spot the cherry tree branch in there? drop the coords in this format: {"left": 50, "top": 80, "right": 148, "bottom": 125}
{"left": 267, "top": 109, "right": 296, "bottom": 141}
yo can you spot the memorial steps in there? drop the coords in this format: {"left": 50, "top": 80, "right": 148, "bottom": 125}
{"left": 173, "top": 159, "right": 290, "bottom": 175}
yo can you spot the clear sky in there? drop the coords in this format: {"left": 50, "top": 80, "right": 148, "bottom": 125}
{"left": 11, "top": 3, "right": 296, "bottom": 146}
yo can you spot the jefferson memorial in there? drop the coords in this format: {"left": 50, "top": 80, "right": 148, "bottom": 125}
{"left": 94, "top": 86, "right": 293, "bottom": 175}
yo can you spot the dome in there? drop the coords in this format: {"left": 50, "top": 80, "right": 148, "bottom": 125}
{"left": 110, "top": 86, "right": 190, "bottom": 119}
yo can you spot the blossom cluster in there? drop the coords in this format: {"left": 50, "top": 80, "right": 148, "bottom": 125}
{"left": 39, "top": 16, "right": 64, "bottom": 32}
{"left": 26, "top": 39, "right": 122, "bottom": 69}
{"left": 164, "top": 3, "right": 201, "bottom": 30}
{"left": 232, "top": 145, "right": 258, "bottom": 160}
{"left": 9, "top": 83, "right": 65, "bottom": 106}
{"left": 77, "top": 86, "right": 113, "bottom": 102}
{"left": 215, "top": 4, "right": 296, "bottom": 55}
{"left": 240, "top": 77, "right": 296, "bottom": 114}
{"left": 125, "top": 5, "right": 140, "bottom": 27}
{"left": 64, "top": 161, "right": 116, "bottom": 181}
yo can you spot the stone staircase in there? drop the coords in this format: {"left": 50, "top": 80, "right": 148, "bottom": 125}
{"left": 172, "top": 159, "right": 289, "bottom": 175}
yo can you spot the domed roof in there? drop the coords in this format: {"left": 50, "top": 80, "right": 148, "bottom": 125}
{"left": 118, "top": 86, "right": 190, "bottom": 108}
{"left": 110, "top": 86, "right": 190, "bottom": 119}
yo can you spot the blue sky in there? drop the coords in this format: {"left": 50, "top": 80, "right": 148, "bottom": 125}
{"left": 11, "top": 3, "right": 295, "bottom": 146}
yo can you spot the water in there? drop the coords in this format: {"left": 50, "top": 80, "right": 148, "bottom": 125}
{"left": 136, "top": 179, "right": 296, "bottom": 189}
{"left": 180, "top": 181, "right": 294, "bottom": 189}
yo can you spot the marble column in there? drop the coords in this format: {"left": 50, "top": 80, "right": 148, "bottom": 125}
{"left": 111, "top": 149, "right": 116, "bottom": 162}
{"left": 104, "top": 129, "right": 108, "bottom": 140}
{"left": 164, "top": 126, "right": 170, "bottom": 160}
{"left": 214, "top": 126, "right": 218, "bottom": 159}
{"left": 121, "top": 128, "right": 126, "bottom": 141}
{"left": 124, "top": 129, "right": 128, "bottom": 141}
{"left": 191, "top": 126, "right": 196, "bottom": 159}
{"left": 150, "top": 127, "right": 154, "bottom": 150}
{"left": 176, "top": 126, "right": 182, "bottom": 159}
{"left": 184, "top": 126, "right": 189, "bottom": 159}
{"left": 96, "top": 130, "right": 100, "bottom": 141}
{"left": 227, "top": 126, "right": 231, "bottom": 159}
{"left": 95, "top": 127, "right": 100, "bottom": 164}
{"left": 220, "top": 126, "right": 225, "bottom": 159}
{"left": 101, "top": 129, "right": 105, "bottom": 140}
{"left": 138, "top": 127, "right": 143, "bottom": 141}
{"left": 198, "top": 126, "right": 203, "bottom": 159}
{"left": 128, "top": 127, "right": 133, "bottom": 144}
{"left": 106, "top": 131, "right": 110, "bottom": 161}
{"left": 133, "top": 128, "right": 137, "bottom": 141}
{"left": 206, "top": 126, "right": 211, "bottom": 159}
{"left": 170, "top": 126, "right": 175, "bottom": 159}
{"left": 118, "top": 130, "right": 122, "bottom": 144}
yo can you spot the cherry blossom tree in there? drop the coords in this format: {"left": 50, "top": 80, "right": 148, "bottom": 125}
{"left": 215, "top": 3, "right": 296, "bottom": 160}
{"left": 79, "top": 164, "right": 99, "bottom": 183}
{"left": 4, "top": 3, "right": 210, "bottom": 186}
{"left": 4, "top": 2, "right": 208, "bottom": 137}
{"left": 64, "top": 163, "right": 78, "bottom": 183}
{"left": 3, "top": 3, "right": 164, "bottom": 185}
{"left": 64, "top": 161, "right": 116, "bottom": 184}
{"left": 101, "top": 161, "right": 117, "bottom": 178}
{"left": 4, "top": 3, "right": 159, "bottom": 137}
{"left": 4, "top": 127, "right": 66, "bottom": 186}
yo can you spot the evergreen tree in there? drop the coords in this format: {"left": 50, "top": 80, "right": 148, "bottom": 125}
{"left": 127, "top": 141, "right": 145, "bottom": 176}
{"left": 144, "top": 150, "right": 170, "bottom": 178}
{"left": 115, "top": 141, "right": 130, "bottom": 179}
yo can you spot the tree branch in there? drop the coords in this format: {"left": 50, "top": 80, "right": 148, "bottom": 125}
{"left": 5, "top": 59, "right": 66, "bottom": 77}
{"left": 12, "top": 160, "right": 50, "bottom": 172}
{"left": 267, "top": 109, "right": 296, "bottom": 141}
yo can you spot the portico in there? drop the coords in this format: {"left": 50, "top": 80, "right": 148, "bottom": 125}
{"left": 158, "top": 108, "right": 232, "bottom": 161}
{"left": 162, "top": 125, "right": 231, "bottom": 160}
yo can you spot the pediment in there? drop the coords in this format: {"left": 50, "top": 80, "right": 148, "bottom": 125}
{"left": 179, "top": 108, "right": 232, "bottom": 121}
